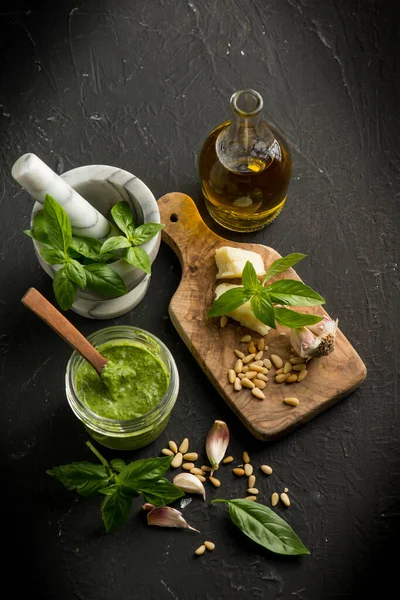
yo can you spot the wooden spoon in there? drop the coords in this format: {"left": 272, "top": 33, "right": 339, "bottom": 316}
{"left": 22, "top": 287, "right": 108, "bottom": 376}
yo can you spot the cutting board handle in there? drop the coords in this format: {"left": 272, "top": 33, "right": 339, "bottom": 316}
{"left": 158, "top": 192, "right": 217, "bottom": 268}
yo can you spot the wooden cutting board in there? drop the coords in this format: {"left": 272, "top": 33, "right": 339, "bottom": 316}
{"left": 158, "top": 192, "right": 367, "bottom": 440}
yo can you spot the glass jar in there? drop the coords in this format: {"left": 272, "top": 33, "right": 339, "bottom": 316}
{"left": 199, "top": 89, "right": 292, "bottom": 232}
{"left": 65, "top": 326, "right": 179, "bottom": 450}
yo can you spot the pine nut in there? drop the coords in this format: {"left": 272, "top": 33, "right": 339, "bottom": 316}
{"left": 275, "top": 374, "right": 288, "bottom": 383}
{"left": 246, "top": 496, "right": 257, "bottom": 501}
{"left": 242, "top": 353, "right": 256, "bottom": 364}
{"left": 290, "top": 356, "right": 305, "bottom": 364}
{"left": 276, "top": 368, "right": 284, "bottom": 375}
{"left": 234, "top": 359, "right": 243, "bottom": 373}
{"left": 293, "top": 363, "right": 306, "bottom": 371}
{"left": 297, "top": 369, "right": 308, "bottom": 382}
{"left": 283, "top": 362, "right": 292, "bottom": 374}
{"left": 183, "top": 462, "right": 195, "bottom": 470}
{"left": 263, "top": 359, "right": 272, "bottom": 369}
{"left": 234, "top": 377, "right": 242, "bottom": 391}
{"left": 255, "top": 351, "right": 264, "bottom": 360}
{"left": 242, "top": 366, "right": 249, "bottom": 373}
{"left": 209, "top": 476, "right": 221, "bottom": 487}
{"left": 223, "top": 456, "right": 234, "bottom": 464}
{"left": 271, "top": 354, "right": 283, "bottom": 368}
{"left": 191, "top": 468, "right": 205, "bottom": 475}
{"left": 244, "top": 463, "right": 253, "bottom": 476}
{"left": 244, "top": 370, "right": 257, "bottom": 379}
{"left": 250, "top": 360, "right": 264, "bottom": 367}
{"left": 257, "top": 338, "right": 265, "bottom": 351}
{"left": 204, "top": 541, "right": 215, "bottom": 551}
{"left": 249, "top": 364, "right": 267, "bottom": 373}
{"left": 238, "top": 373, "right": 245, "bottom": 379}
{"left": 261, "top": 464, "right": 273, "bottom": 475}
{"left": 162, "top": 448, "right": 174, "bottom": 456}
{"left": 220, "top": 316, "right": 227, "bottom": 328}
{"left": 284, "top": 397, "right": 300, "bottom": 406}
{"left": 252, "top": 387, "right": 265, "bottom": 399}
{"left": 247, "top": 487, "right": 259, "bottom": 494}
{"left": 281, "top": 492, "right": 291, "bottom": 507}
{"left": 183, "top": 452, "right": 198, "bottom": 461}
{"left": 169, "top": 441, "right": 178, "bottom": 453}
{"left": 228, "top": 369, "right": 236, "bottom": 384}
{"left": 248, "top": 341, "right": 256, "bottom": 354}
{"left": 243, "top": 451, "right": 250, "bottom": 464}
{"left": 284, "top": 487, "right": 289, "bottom": 493}
{"left": 195, "top": 545, "right": 206, "bottom": 555}
{"left": 253, "top": 379, "right": 266, "bottom": 389}
{"left": 248, "top": 474, "right": 256, "bottom": 488}
{"left": 179, "top": 438, "right": 189, "bottom": 454}
{"left": 171, "top": 452, "right": 183, "bottom": 468}
{"left": 241, "top": 378, "right": 255, "bottom": 389}
{"left": 241, "top": 335, "right": 252, "bottom": 343}
{"left": 286, "top": 374, "right": 298, "bottom": 383}
{"left": 271, "top": 492, "right": 279, "bottom": 506}
{"left": 201, "top": 465, "right": 212, "bottom": 472}
{"left": 256, "top": 373, "right": 268, "bottom": 382}
{"left": 233, "top": 468, "right": 245, "bottom": 476}
{"left": 234, "top": 349, "right": 245, "bottom": 359}
{"left": 195, "top": 474, "right": 206, "bottom": 482}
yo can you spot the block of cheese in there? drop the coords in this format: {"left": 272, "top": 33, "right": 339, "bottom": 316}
{"left": 215, "top": 246, "right": 265, "bottom": 279}
{"left": 215, "top": 283, "right": 271, "bottom": 336}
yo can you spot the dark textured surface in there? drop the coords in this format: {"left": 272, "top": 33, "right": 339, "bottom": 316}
{"left": 1, "top": 1, "right": 399, "bottom": 598}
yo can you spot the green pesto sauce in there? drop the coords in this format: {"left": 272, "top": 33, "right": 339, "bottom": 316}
{"left": 75, "top": 340, "right": 169, "bottom": 420}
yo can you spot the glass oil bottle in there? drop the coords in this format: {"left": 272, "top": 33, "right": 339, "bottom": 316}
{"left": 199, "top": 89, "right": 292, "bottom": 232}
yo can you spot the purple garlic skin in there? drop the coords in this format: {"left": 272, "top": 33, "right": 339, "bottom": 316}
{"left": 290, "top": 317, "right": 338, "bottom": 359}
{"left": 146, "top": 506, "right": 200, "bottom": 533}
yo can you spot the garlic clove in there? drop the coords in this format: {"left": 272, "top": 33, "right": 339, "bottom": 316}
{"left": 173, "top": 473, "right": 206, "bottom": 500}
{"left": 290, "top": 317, "right": 338, "bottom": 359}
{"left": 147, "top": 506, "right": 200, "bottom": 532}
{"left": 205, "top": 419, "right": 230, "bottom": 474}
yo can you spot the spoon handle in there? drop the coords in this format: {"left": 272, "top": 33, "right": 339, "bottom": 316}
{"left": 22, "top": 287, "right": 107, "bottom": 375}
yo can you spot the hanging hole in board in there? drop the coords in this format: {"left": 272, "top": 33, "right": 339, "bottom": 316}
{"left": 170, "top": 213, "right": 178, "bottom": 222}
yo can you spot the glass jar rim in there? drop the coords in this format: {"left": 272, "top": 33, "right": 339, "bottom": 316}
{"left": 66, "top": 325, "right": 179, "bottom": 434}
{"left": 230, "top": 89, "right": 263, "bottom": 117}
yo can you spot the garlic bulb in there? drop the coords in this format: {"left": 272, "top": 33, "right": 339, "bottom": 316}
{"left": 290, "top": 316, "right": 338, "bottom": 359}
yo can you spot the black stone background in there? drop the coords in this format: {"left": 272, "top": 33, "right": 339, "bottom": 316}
{"left": 1, "top": 1, "right": 399, "bottom": 598}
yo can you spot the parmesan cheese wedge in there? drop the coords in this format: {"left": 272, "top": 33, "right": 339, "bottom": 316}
{"left": 215, "top": 246, "right": 265, "bottom": 279}
{"left": 215, "top": 283, "right": 271, "bottom": 336}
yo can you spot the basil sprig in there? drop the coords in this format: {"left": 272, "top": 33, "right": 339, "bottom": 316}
{"left": 47, "top": 441, "right": 184, "bottom": 534}
{"left": 212, "top": 499, "right": 310, "bottom": 556}
{"left": 208, "top": 253, "right": 325, "bottom": 328}
{"left": 100, "top": 201, "right": 164, "bottom": 275}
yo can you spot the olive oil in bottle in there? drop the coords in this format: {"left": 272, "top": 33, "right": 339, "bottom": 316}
{"left": 199, "top": 89, "right": 292, "bottom": 232}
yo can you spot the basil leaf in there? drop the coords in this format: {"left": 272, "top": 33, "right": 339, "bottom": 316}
{"left": 242, "top": 261, "right": 261, "bottom": 293}
{"left": 274, "top": 307, "right": 323, "bottom": 328}
{"left": 39, "top": 247, "right": 66, "bottom": 265}
{"left": 24, "top": 210, "right": 50, "bottom": 244}
{"left": 44, "top": 194, "right": 72, "bottom": 253}
{"left": 125, "top": 246, "right": 151, "bottom": 274}
{"left": 263, "top": 253, "right": 306, "bottom": 283}
{"left": 118, "top": 456, "right": 173, "bottom": 496}
{"left": 84, "top": 264, "right": 127, "bottom": 297}
{"left": 212, "top": 499, "right": 310, "bottom": 556}
{"left": 140, "top": 478, "right": 184, "bottom": 507}
{"left": 101, "top": 489, "right": 132, "bottom": 533}
{"left": 250, "top": 289, "right": 276, "bottom": 328}
{"left": 208, "top": 287, "right": 254, "bottom": 317}
{"left": 130, "top": 223, "right": 164, "bottom": 246}
{"left": 70, "top": 236, "right": 102, "bottom": 260}
{"left": 100, "top": 235, "right": 132, "bottom": 255}
{"left": 98, "top": 484, "right": 121, "bottom": 496}
{"left": 266, "top": 280, "right": 325, "bottom": 307}
{"left": 53, "top": 268, "right": 77, "bottom": 310}
{"left": 65, "top": 259, "right": 87, "bottom": 289}
{"left": 110, "top": 458, "right": 127, "bottom": 473}
{"left": 47, "top": 462, "right": 111, "bottom": 497}
{"left": 111, "top": 201, "right": 136, "bottom": 237}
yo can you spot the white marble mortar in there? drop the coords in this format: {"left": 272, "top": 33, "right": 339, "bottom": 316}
{"left": 31, "top": 165, "right": 160, "bottom": 319}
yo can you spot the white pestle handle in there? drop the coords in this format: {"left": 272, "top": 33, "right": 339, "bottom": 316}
{"left": 12, "top": 153, "right": 113, "bottom": 239}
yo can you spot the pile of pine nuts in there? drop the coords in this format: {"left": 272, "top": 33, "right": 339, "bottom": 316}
{"left": 226, "top": 334, "right": 308, "bottom": 405}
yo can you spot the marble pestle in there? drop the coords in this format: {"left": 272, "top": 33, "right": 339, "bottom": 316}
{"left": 12, "top": 153, "right": 114, "bottom": 239}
